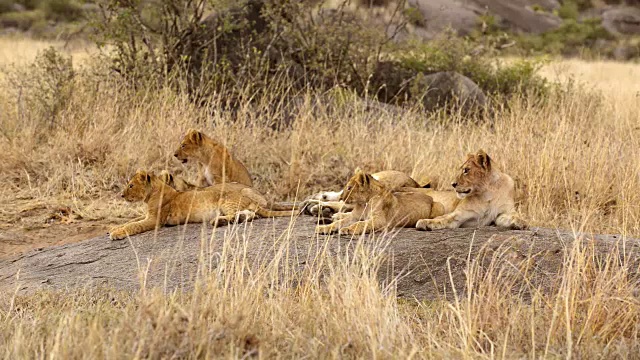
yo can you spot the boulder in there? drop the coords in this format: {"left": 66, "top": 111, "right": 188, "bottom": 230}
{"left": 602, "top": 6, "right": 640, "bottom": 35}
{"left": 1, "top": 216, "right": 638, "bottom": 301}
{"left": 404, "top": 0, "right": 562, "bottom": 40}
{"left": 471, "top": 0, "right": 562, "bottom": 34}
{"left": 415, "top": 71, "right": 487, "bottom": 114}
{"left": 406, "top": 0, "right": 483, "bottom": 39}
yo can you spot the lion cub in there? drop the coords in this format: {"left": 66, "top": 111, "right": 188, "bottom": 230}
{"left": 108, "top": 170, "right": 293, "bottom": 240}
{"left": 304, "top": 170, "right": 422, "bottom": 217}
{"left": 315, "top": 169, "right": 442, "bottom": 235}
{"left": 158, "top": 170, "right": 197, "bottom": 191}
{"left": 416, "top": 150, "right": 527, "bottom": 231}
{"left": 174, "top": 129, "right": 253, "bottom": 187}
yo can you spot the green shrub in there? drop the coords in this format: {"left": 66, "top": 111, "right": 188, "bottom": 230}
{"left": 516, "top": 18, "right": 613, "bottom": 56}
{"left": 0, "top": 9, "right": 44, "bottom": 30}
{"left": 41, "top": 0, "right": 83, "bottom": 22}
{"left": 0, "top": 0, "right": 14, "bottom": 15}
{"left": 3, "top": 47, "right": 75, "bottom": 128}
{"left": 92, "top": 0, "right": 548, "bottom": 114}
{"left": 394, "top": 36, "right": 548, "bottom": 98}
{"left": 557, "top": 1, "right": 579, "bottom": 20}
{"left": 17, "top": 0, "right": 42, "bottom": 10}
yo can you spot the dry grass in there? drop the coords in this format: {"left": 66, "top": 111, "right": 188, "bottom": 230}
{"left": 1, "top": 38, "right": 640, "bottom": 358}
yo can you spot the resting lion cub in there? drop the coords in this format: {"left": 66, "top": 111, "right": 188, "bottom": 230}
{"left": 304, "top": 170, "right": 422, "bottom": 217}
{"left": 174, "top": 129, "right": 253, "bottom": 187}
{"left": 158, "top": 170, "right": 197, "bottom": 191}
{"left": 315, "top": 170, "right": 442, "bottom": 235}
{"left": 416, "top": 150, "right": 527, "bottom": 231}
{"left": 108, "top": 170, "right": 293, "bottom": 240}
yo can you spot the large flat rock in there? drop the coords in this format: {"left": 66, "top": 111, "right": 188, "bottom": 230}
{"left": 1, "top": 216, "right": 638, "bottom": 300}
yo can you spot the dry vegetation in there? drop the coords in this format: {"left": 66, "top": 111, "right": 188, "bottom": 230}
{"left": 1, "top": 36, "right": 640, "bottom": 358}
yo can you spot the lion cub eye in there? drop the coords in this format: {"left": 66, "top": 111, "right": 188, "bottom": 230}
{"left": 181, "top": 144, "right": 186, "bottom": 149}
{"left": 463, "top": 168, "right": 470, "bottom": 175}
{"left": 129, "top": 184, "right": 134, "bottom": 188}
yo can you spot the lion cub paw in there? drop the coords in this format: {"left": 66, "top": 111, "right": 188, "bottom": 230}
{"left": 308, "top": 204, "right": 335, "bottom": 218}
{"left": 510, "top": 219, "right": 528, "bottom": 231}
{"left": 210, "top": 217, "right": 230, "bottom": 227}
{"left": 315, "top": 224, "right": 337, "bottom": 235}
{"left": 415, "top": 219, "right": 444, "bottom": 231}
{"left": 234, "top": 210, "right": 256, "bottom": 224}
{"left": 108, "top": 227, "right": 129, "bottom": 241}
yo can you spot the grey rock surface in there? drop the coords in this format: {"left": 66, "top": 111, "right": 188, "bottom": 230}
{"left": 1, "top": 216, "right": 638, "bottom": 300}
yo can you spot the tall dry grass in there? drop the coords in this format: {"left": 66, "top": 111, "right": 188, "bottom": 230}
{"left": 1, "top": 47, "right": 638, "bottom": 235}
{"left": 1, "top": 39, "right": 640, "bottom": 358}
{"left": 1, "top": 219, "right": 639, "bottom": 358}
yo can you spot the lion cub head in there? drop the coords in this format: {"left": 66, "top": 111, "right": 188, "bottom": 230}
{"left": 174, "top": 129, "right": 207, "bottom": 164}
{"left": 121, "top": 170, "right": 161, "bottom": 202}
{"left": 340, "top": 168, "right": 385, "bottom": 205}
{"left": 452, "top": 150, "right": 493, "bottom": 199}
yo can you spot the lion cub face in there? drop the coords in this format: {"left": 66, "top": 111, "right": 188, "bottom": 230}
{"left": 122, "top": 170, "right": 155, "bottom": 202}
{"left": 452, "top": 150, "right": 492, "bottom": 199}
{"left": 340, "top": 169, "right": 384, "bottom": 204}
{"left": 174, "top": 129, "right": 205, "bottom": 163}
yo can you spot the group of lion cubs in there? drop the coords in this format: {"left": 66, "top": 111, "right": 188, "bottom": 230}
{"left": 108, "top": 129, "right": 527, "bottom": 240}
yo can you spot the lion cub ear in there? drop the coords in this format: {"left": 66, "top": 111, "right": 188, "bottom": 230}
{"left": 355, "top": 172, "right": 372, "bottom": 186}
{"left": 476, "top": 150, "right": 491, "bottom": 170}
{"left": 186, "top": 129, "right": 204, "bottom": 144}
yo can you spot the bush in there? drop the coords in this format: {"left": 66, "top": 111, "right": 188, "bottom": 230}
{"left": 0, "top": 0, "right": 14, "bottom": 14}
{"left": 41, "top": 0, "right": 83, "bottom": 22}
{"left": 393, "top": 36, "right": 548, "bottom": 98}
{"left": 17, "top": 0, "right": 42, "bottom": 10}
{"left": 0, "top": 9, "right": 44, "bottom": 30}
{"left": 3, "top": 47, "right": 75, "bottom": 129}
{"left": 557, "top": 1, "right": 579, "bottom": 20}
{"left": 92, "top": 0, "right": 548, "bottom": 115}
{"left": 516, "top": 18, "right": 613, "bottom": 56}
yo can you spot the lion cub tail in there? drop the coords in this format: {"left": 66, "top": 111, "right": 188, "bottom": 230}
{"left": 267, "top": 202, "right": 300, "bottom": 211}
{"left": 255, "top": 207, "right": 295, "bottom": 218}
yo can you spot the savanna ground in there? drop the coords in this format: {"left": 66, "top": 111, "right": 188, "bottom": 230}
{"left": 1, "top": 35, "right": 640, "bottom": 358}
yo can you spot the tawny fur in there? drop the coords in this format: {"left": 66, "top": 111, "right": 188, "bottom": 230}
{"left": 173, "top": 129, "right": 253, "bottom": 187}
{"left": 315, "top": 170, "right": 437, "bottom": 235}
{"left": 108, "top": 170, "right": 293, "bottom": 240}
{"left": 158, "top": 169, "right": 298, "bottom": 212}
{"left": 305, "top": 169, "right": 421, "bottom": 216}
{"left": 416, "top": 150, "right": 527, "bottom": 231}
{"left": 158, "top": 170, "right": 197, "bottom": 192}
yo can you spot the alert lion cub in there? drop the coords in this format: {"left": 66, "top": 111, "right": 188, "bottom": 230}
{"left": 174, "top": 129, "right": 253, "bottom": 187}
{"left": 108, "top": 170, "right": 293, "bottom": 240}
{"left": 315, "top": 170, "right": 442, "bottom": 235}
{"left": 416, "top": 150, "right": 527, "bottom": 231}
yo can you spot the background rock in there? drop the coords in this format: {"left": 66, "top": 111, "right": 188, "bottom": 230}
{"left": 602, "top": 6, "right": 640, "bottom": 35}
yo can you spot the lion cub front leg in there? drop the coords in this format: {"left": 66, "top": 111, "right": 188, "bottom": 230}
{"left": 109, "top": 218, "right": 158, "bottom": 240}
{"left": 416, "top": 211, "right": 471, "bottom": 231}
{"left": 315, "top": 216, "right": 354, "bottom": 235}
{"left": 331, "top": 211, "right": 352, "bottom": 222}
{"left": 495, "top": 211, "right": 528, "bottom": 230}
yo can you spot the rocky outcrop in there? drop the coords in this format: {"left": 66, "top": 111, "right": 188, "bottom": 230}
{"left": 1, "top": 216, "right": 637, "bottom": 300}
{"left": 405, "top": 0, "right": 562, "bottom": 40}
{"left": 602, "top": 6, "right": 640, "bottom": 35}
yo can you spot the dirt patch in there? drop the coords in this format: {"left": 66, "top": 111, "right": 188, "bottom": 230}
{"left": 0, "top": 196, "right": 124, "bottom": 259}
